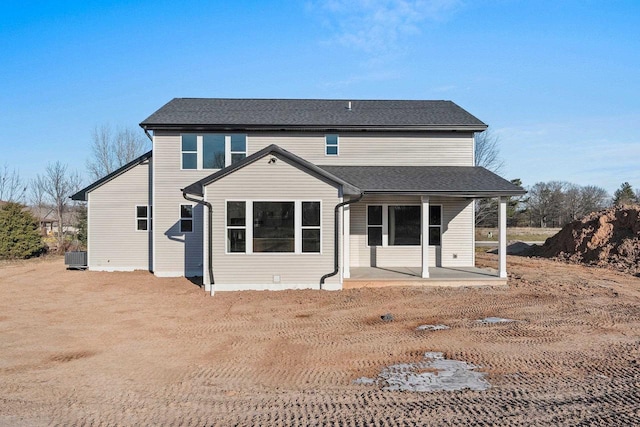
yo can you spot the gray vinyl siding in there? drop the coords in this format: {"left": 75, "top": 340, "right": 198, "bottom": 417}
{"left": 349, "top": 195, "right": 473, "bottom": 268}
{"left": 153, "top": 130, "right": 474, "bottom": 168}
{"left": 245, "top": 132, "right": 474, "bottom": 166}
{"left": 87, "top": 159, "right": 151, "bottom": 270}
{"left": 153, "top": 132, "right": 211, "bottom": 276}
{"left": 149, "top": 129, "right": 475, "bottom": 279}
{"left": 204, "top": 157, "right": 341, "bottom": 288}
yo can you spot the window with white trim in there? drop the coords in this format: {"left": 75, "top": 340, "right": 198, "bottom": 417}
{"left": 181, "top": 134, "right": 247, "bottom": 170}
{"left": 325, "top": 134, "right": 338, "bottom": 156}
{"left": 136, "top": 205, "right": 148, "bottom": 231}
{"left": 367, "top": 205, "right": 383, "bottom": 246}
{"left": 301, "top": 202, "right": 321, "bottom": 253}
{"left": 180, "top": 204, "right": 193, "bottom": 233}
{"left": 181, "top": 134, "right": 198, "bottom": 169}
{"left": 366, "top": 204, "right": 442, "bottom": 247}
{"left": 225, "top": 200, "right": 321, "bottom": 254}
{"left": 253, "top": 201, "right": 295, "bottom": 252}
{"left": 203, "top": 134, "right": 226, "bottom": 169}
{"left": 428, "top": 205, "right": 442, "bottom": 246}
{"left": 388, "top": 205, "right": 420, "bottom": 246}
{"left": 230, "top": 135, "right": 247, "bottom": 164}
{"left": 226, "top": 201, "right": 246, "bottom": 253}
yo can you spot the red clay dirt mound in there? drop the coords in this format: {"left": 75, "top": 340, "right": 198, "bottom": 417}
{"left": 531, "top": 205, "right": 640, "bottom": 275}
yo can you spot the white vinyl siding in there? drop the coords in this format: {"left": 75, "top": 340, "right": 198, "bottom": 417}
{"left": 349, "top": 195, "right": 473, "bottom": 268}
{"left": 87, "top": 159, "right": 152, "bottom": 271}
{"left": 205, "top": 155, "right": 341, "bottom": 289}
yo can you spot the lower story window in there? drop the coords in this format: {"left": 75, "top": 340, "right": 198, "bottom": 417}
{"left": 366, "top": 204, "right": 442, "bottom": 246}
{"left": 302, "top": 201, "right": 321, "bottom": 253}
{"left": 388, "top": 205, "right": 420, "bottom": 246}
{"left": 253, "top": 202, "right": 295, "bottom": 252}
{"left": 225, "top": 200, "right": 321, "bottom": 254}
{"left": 180, "top": 204, "right": 193, "bottom": 233}
{"left": 367, "top": 205, "right": 383, "bottom": 246}
{"left": 428, "top": 205, "right": 442, "bottom": 246}
{"left": 227, "top": 201, "right": 246, "bottom": 253}
{"left": 136, "top": 205, "right": 148, "bottom": 231}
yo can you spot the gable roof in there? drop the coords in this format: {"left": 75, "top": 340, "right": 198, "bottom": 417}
{"left": 318, "top": 165, "right": 526, "bottom": 197}
{"left": 140, "top": 98, "right": 487, "bottom": 132}
{"left": 182, "top": 144, "right": 361, "bottom": 196}
{"left": 71, "top": 151, "right": 152, "bottom": 201}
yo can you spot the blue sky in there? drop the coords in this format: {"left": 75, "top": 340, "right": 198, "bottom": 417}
{"left": 1, "top": 0, "right": 638, "bottom": 195}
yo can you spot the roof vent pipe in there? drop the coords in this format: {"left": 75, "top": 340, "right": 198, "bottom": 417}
{"left": 347, "top": 101, "right": 352, "bottom": 111}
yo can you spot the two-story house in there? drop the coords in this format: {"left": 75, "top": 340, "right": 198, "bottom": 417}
{"left": 72, "top": 98, "right": 525, "bottom": 294}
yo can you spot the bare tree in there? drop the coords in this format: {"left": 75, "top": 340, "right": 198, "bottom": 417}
{"left": 475, "top": 130, "right": 504, "bottom": 174}
{"left": 0, "top": 164, "right": 26, "bottom": 202}
{"left": 33, "top": 162, "right": 82, "bottom": 252}
{"left": 563, "top": 183, "right": 582, "bottom": 222}
{"left": 580, "top": 185, "right": 609, "bottom": 214}
{"left": 474, "top": 130, "right": 505, "bottom": 226}
{"left": 87, "top": 125, "right": 149, "bottom": 181}
{"left": 524, "top": 182, "right": 610, "bottom": 227}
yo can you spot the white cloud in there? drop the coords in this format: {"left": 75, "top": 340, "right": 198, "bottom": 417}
{"left": 309, "top": 0, "right": 461, "bottom": 53}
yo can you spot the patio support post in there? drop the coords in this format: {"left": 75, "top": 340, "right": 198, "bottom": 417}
{"left": 342, "top": 200, "right": 350, "bottom": 279}
{"left": 421, "top": 196, "right": 430, "bottom": 278}
{"left": 498, "top": 196, "right": 507, "bottom": 278}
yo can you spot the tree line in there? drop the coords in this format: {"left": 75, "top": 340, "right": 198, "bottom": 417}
{"left": 474, "top": 132, "right": 639, "bottom": 228}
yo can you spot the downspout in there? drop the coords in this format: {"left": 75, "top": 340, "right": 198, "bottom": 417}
{"left": 182, "top": 190, "right": 214, "bottom": 287}
{"left": 320, "top": 192, "right": 364, "bottom": 288}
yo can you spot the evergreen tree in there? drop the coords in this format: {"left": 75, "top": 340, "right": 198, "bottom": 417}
{"left": 0, "top": 202, "right": 46, "bottom": 259}
{"left": 613, "top": 182, "right": 636, "bottom": 206}
{"left": 76, "top": 205, "right": 87, "bottom": 248}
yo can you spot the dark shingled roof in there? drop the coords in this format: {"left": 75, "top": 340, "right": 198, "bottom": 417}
{"left": 140, "top": 98, "right": 487, "bottom": 131}
{"left": 318, "top": 165, "right": 526, "bottom": 197}
{"left": 71, "top": 151, "right": 152, "bottom": 201}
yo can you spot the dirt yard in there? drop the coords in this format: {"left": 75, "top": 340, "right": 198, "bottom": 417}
{"left": 1, "top": 255, "right": 639, "bottom": 426}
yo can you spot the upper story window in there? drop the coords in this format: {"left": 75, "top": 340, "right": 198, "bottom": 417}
{"left": 325, "top": 134, "right": 338, "bottom": 156}
{"left": 181, "top": 135, "right": 198, "bottom": 169}
{"left": 203, "top": 135, "right": 226, "bottom": 169}
{"left": 181, "top": 134, "right": 247, "bottom": 170}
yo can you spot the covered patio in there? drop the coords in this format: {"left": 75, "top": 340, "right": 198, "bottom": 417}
{"left": 317, "top": 165, "right": 527, "bottom": 289}
{"left": 345, "top": 266, "right": 506, "bottom": 288}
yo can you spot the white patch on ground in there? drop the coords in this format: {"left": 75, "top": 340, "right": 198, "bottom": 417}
{"left": 416, "top": 324, "right": 450, "bottom": 331}
{"left": 476, "top": 317, "right": 515, "bottom": 324}
{"left": 354, "top": 352, "right": 490, "bottom": 392}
